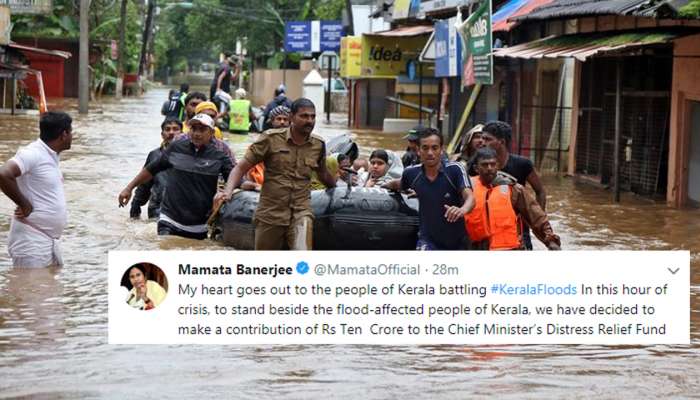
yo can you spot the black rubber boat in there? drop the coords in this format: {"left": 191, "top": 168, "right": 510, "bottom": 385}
{"left": 213, "top": 186, "right": 420, "bottom": 250}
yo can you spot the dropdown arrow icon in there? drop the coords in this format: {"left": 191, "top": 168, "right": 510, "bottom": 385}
{"left": 668, "top": 267, "right": 679, "bottom": 275}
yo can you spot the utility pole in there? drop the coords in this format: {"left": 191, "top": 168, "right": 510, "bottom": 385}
{"left": 138, "top": 0, "right": 156, "bottom": 78}
{"left": 116, "top": 0, "right": 127, "bottom": 99}
{"left": 147, "top": 11, "right": 157, "bottom": 80}
{"left": 79, "top": 0, "right": 89, "bottom": 114}
{"left": 326, "top": 54, "right": 332, "bottom": 123}
{"left": 236, "top": 39, "right": 243, "bottom": 88}
{"left": 345, "top": 0, "right": 354, "bottom": 35}
{"left": 418, "top": 62, "right": 423, "bottom": 126}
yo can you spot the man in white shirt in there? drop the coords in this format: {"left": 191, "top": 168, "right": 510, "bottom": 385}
{"left": 0, "top": 111, "right": 73, "bottom": 268}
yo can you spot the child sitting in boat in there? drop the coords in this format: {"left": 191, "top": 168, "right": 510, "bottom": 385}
{"left": 359, "top": 149, "right": 404, "bottom": 188}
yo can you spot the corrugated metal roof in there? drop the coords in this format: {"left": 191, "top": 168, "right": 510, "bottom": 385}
{"left": 516, "top": 0, "right": 647, "bottom": 21}
{"left": 365, "top": 25, "right": 434, "bottom": 37}
{"left": 493, "top": 0, "right": 556, "bottom": 31}
{"left": 492, "top": 30, "right": 679, "bottom": 60}
{"left": 634, "top": 0, "right": 689, "bottom": 17}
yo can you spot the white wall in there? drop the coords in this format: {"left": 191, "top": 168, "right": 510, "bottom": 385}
{"left": 352, "top": 5, "right": 390, "bottom": 35}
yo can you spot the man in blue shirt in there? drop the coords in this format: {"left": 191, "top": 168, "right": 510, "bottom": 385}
{"left": 384, "top": 128, "right": 475, "bottom": 250}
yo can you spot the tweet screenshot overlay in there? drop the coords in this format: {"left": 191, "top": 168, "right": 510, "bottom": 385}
{"left": 109, "top": 251, "right": 689, "bottom": 345}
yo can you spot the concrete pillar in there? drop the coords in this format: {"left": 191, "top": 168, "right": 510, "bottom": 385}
{"left": 303, "top": 69, "right": 325, "bottom": 116}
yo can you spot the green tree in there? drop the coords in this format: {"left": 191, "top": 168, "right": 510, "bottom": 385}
{"left": 154, "top": 0, "right": 346, "bottom": 76}
{"left": 314, "top": 0, "right": 345, "bottom": 20}
{"left": 680, "top": 0, "right": 700, "bottom": 18}
{"left": 12, "top": 0, "right": 146, "bottom": 93}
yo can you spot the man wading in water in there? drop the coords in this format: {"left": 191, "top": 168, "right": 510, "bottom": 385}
{"left": 119, "top": 114, "right": 233, "bottom": 239}
{"left": 480, "top": 121, "right": 546, "bottom": 250}
{"left": 383, "top": 128, "right": 475, "bottom": 250}
{"left": 214, "top": 98, "right": 336, "bottom": 250}
{"left": 130, "top": 117, "right": 182, "bottom": 219}
{"left": 0, "top": 111, "right": 73, "bottom": 267}
{"left": 466, "top": 147, "right": 560, "bottom": 251}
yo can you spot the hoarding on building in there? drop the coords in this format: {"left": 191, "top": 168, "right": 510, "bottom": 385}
{"left": 0, "top": 0, "right": 51, "bottom": 14}
{"left": 360, "top": 34, "right": 429, "bottom": 78}
{"left": 0, "top": 6, "right": 9, "bottom": 45}
{"left": 340, "top": 36, "right": 362, "bottom": 78}
{"left": 434, "top": 17, "right": 462, "bottom": 78}
{"left": 393, "top": 0, "right": 411, "bottom": 20}
{"left": 458, "top": 0, "right": 493, "bottom": 86}
{"left": 420, "top": 0, "right": 466, "bottom": 16}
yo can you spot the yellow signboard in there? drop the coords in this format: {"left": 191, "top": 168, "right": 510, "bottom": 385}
{"left": 360, "top": 34, "right": 430, "bottom": 78}
{"left": 0, "top": 6, "right": 9, "bottom": 45}
{"left": 340, "top": 36, "right": 362, "bottom": 78}
{"left": 393, "top": 0, "right": 411, "bottom": 19}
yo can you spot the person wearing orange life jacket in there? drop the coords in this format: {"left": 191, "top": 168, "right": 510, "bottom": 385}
{"left": 466, "top": 147, "right": 561, "bottom": 251}
{"left": 241, "top": 163, "right": 265, "bottom": 191}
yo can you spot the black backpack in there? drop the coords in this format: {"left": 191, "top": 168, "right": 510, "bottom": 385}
{"left": 162, "top": 91, "right": 181, "bottom": 118}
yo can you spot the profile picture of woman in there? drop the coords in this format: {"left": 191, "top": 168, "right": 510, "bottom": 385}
{"left": 121, "top": 263, "right": 168, "bottom": 310}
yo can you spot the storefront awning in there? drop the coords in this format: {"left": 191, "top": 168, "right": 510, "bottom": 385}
{"left": 365, "top": 25, "right": 433, "bottom": 37}
{"left": 8, "top": 42, "right": 72, "bottom": 59}
{"left": 0, "top": 61, "right": 30, "bottom": 78}
{"left": 492, "top": 31, "right": 680, "bottom": 61}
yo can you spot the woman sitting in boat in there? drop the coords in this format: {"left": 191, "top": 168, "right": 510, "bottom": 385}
{"left": 363, "top": 149, "right": 402, "bottom": 188}
{"left": 310, "top": 153, "right": 342, "bottom": 190}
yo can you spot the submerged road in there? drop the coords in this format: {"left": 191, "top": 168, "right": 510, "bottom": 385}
{"left": 0, "top": 89, "right": 697, "bottom": 397}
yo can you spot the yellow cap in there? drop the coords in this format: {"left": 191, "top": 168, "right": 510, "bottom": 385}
{"left": 195, "top": 101, "right": 218, "bottom": 114}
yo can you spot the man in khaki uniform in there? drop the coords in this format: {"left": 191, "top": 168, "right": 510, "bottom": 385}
{"left": 215, "top": 98, "right": 336, "bottom": 249}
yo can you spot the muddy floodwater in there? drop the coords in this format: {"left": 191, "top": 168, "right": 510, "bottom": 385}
{"left": 0, "top": 89, "right": 698, "bottom": 398}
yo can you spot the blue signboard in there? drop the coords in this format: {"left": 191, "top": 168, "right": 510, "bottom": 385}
{"left": 284, "top": 21, "right": 311, "bottom": 52}
{"left": 320, "top": 21, "right": 343, "bottom": 52}
{"left": 434, "top": 18, "right": 462, "bottom": 78}
{"left": 409, "top": 0, "right": 421, "bottom": 17}
{"left": 285, "top": 20, "right": 344, "bottom": 53}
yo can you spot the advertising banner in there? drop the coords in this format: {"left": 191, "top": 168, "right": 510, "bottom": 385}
{"left": 340, "top": 36, "right": 362, "bottom": 78}
{"left": 458, "top": 0, "right": 493, "bottom": 86}
{"left": 393, "top": 0, "right": 411, "bottom": 19}
{"left": 434, "top": 17, "right": 462, "bottom": 78}
{"left": 361, "top": 35, "right": 430, "bottom": 77}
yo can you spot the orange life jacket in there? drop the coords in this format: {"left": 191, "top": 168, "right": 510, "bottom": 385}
{"left": 465, "top": 177, "right": 521, "bottom": 250}
{"left": 248, "top": 163, "right": 265, "bottom": 185}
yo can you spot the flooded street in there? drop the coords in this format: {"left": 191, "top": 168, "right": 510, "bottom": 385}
{"left": 0, "top": 88, "right": 698, "bottom": 398}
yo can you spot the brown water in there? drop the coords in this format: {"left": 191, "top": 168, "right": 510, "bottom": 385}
{"left": 0, "top": 89, "right": 698, "bottom": 398}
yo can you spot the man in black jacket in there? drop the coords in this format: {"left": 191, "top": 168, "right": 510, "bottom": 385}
{"left": 130, "top": 117, "right": 182, "bottom": 219}
{"left": 119, "top": 114, "right": 234, "bottom": 240}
